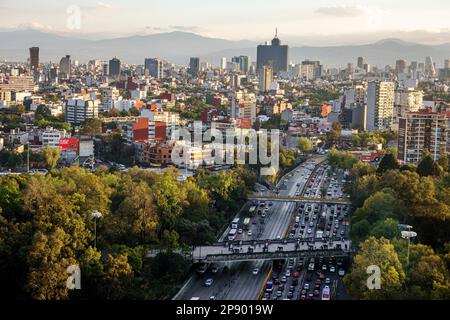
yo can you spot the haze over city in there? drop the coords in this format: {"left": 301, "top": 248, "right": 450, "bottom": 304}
{"left": 1, "top": 0, "right": 450, "bottom": 45}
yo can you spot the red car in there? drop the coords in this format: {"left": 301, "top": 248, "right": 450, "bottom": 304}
{"left": 293, "top": 271, "right": 300, "bottom": 278}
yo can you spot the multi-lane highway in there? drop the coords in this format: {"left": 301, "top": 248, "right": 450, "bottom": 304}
{"left": 175, "top": 156, "right": 327, "bottom": 300}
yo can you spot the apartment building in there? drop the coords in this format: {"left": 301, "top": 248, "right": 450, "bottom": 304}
{"left": 397, "top": 111, "right": 449, "bottom": 165}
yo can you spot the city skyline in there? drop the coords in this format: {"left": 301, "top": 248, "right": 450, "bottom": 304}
{"left": 2, "top": 0, "right": 450, "bottom": 45}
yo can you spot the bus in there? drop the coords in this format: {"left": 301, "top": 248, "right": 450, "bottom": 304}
{"left": 228, "top": 228, "right": 238, "bottom": 241}
{"left": 231, "top": 218, "right": 240, "bottom": 229}
{"left": 243, "top": 218, "right": 251, "bottom": 230}
{"left": 321, "top": 286, "right": 330, "bottom": 300}
{"left": 249, "top": 206, "right": 257, "bottom": 216}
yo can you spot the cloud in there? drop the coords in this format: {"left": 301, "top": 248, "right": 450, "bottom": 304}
{"left": 315, "top": 6, "right": 366, "bottom": 18}
{"left": 97, "top": 2, "right": 112, "bottom": 9}
{"left": 168, "top": 25, "right": 204, "bottom": 32}
{"left": 17, "top": 22, "right": 53, "bottom": 31}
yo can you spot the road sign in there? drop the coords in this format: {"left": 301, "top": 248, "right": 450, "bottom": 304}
{"left": 401, "top": 231, "right": 417, "bottom": 239}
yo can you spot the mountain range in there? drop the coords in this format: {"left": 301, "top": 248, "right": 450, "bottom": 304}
{"left": 1, "top": 29, "right": 450, "bottom": 68}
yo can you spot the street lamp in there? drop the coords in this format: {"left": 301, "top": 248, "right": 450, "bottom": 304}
{"left": 92, "top": 210, "right": 102, "bottom": 248}
{"left": 399, "top": 224, "right": 417, "bottom": 271}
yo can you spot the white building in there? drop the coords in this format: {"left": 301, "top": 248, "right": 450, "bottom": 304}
{"left": 42, "top": 127, "right": 67, "bottom": 148}
{"left": 65, "top": 97, "right": 99, "bottom": 125}
{"left": 367, "top": 81, "right": 395, "bottom": 131}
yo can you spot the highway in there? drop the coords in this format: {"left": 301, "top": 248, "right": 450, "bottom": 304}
{"left": 175, "top": 156, "right": 325, "bottom": 300}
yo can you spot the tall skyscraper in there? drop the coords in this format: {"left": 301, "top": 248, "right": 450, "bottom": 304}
{"left": 256, "top": 29, "right": 289, "bottom": 74}
{"left": 232, "top": 56, "right": 250, "bottom": 73}
{"left": 59, "top": 55, "right": 71, "bottom": 78}
{"left": 145, "top": 58, "right": 163, "bottom": 79}
{"left": 367, "top": 81, "right": 395, "bottom": 131}
{"left": 357, "top": 57, "right": 365, "bottom": 69}
{"left": 444, "top": 59, "right": 450, "bottom": 69}
{"left": 189, "top": 57, "right": 200, "bottom": 77}
{"left": 425, "top": 56, "right": 436, "bottom": 77}
{"left": 29, "top": 47, "right": 39, "bottom": 71}
{"left": 395, "top": 59, "right": 407, "bottom": 75}
{"left": 109, "top": 57, "right": 121, "bottom": 78}
{"left": 259, "top": 65, "right": 273, "bottom": 92}
{"left": 220, "top": 57, "right": 227, "bottom": 70}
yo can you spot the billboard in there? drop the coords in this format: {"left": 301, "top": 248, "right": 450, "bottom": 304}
{"left": 59, "top": 138, "right": 79, "bottom": 151}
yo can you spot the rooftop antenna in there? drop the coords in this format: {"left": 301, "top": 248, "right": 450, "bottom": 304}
{"left": 275, "top": 27, "right": 278, "bottom": 38}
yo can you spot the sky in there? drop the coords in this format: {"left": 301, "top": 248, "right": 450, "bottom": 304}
{"left": 2, "top": 0, "right": 450, "bottom": 45}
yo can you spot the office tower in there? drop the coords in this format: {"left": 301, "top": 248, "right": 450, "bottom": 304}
{"left": 232, "top": 56, "right": 250, "bottom": 73}
{"left": 29, "top": 47, "right": 39, "bottom": 71}
{"left": 256, "top": 29, "right": 289, "bottom": 74}
{"left": 220, "top": 57, "right": 227, "bottom": 70}
{"left": 145, "top": 58, "right": 163, "bottom": 79}
{"left": 367, "top": 81, "right": 395, "bottom": 131}
{"left": 444, "top": 59, "right": 450, "bottom": 69}
{"left": 302, "top": 60, "right": 322, "bottom": 79}
{"left": 425, "top": 56, "right": 436, "bottom": 77}
{"left": 395, "top": 59, "right": 407, "bottom": 75}
{"left": 398, "top": 111, "right": 449, "bottom": 165}
{"left": 189, "top": 57, "right": 200, "bottom": 77}
{"left": 357, "top": 57, "right": 364, "bottom": 69}
{"left": 102, "top": 62, "right": 109, "bottom": 76}
{"left": 259, "top": 65, "right": 273, "bottom": 92}
{"left": 59, "top": 55, "right": 71, "bottom": 78}
{"left": 109, "top": 57, "right": 121, "bottom": 78}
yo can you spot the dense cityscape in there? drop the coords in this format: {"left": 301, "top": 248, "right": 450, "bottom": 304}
{"left": 0, "top": 3, "right": 449, "bottom": 309}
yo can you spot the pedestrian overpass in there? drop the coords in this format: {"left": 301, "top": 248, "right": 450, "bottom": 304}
{"left": 191, "top": 239, "right": 352, "bottom": 263}
{"left": 247, "top": 195, "right": 351, "bottom": 205}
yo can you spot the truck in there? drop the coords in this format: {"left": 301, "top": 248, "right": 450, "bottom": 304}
{"left": 243, "top": 218, "right": 251, "bottom": 230}
{"left": 231, "top": 218, "right": 240, "bottom": 229}
{"left": 228, "top": 228, "right": 238, "bottom": 241}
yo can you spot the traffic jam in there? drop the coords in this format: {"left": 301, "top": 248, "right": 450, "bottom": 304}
{"left": 262, "top": 163, "right": 351, "bottom": 300}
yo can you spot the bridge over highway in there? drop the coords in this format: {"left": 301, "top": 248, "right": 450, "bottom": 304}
{"left": 247, "top": 195, "right": 351, "bottom": 205}
{"left": 191, "top": 239, "right": 352, "bottom": 263}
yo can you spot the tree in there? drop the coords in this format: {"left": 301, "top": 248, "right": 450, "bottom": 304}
{"left": 376, "top": 153, "right": 400, "bottom": 174}
{"left": 81, "top": 118, "right": 102, "bottom": 136}
{"left": 298, "top": 137, "right": 313, "bottom": 154}
{"left": 42, "top": 147, "right": 61, "bottom": 169}
{"left": 344, "top": 237, "right": 405, "bottom": 299}
{"left": 438, "top": 155, "right": 449, "bottom": 172}
{"left": 417, "top": 153, "right": 442, "bottom": 177}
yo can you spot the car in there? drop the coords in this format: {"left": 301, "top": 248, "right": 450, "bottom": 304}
{"left": 252, "top": 268, "right": 259, "bottom": 275}
{"left": 252, "top": 219, "right": 257, "bottom": 225}
{"left": 307, "top": 228, "right": 312, "bottom": 234}
{"left": 209, "top": 296, "right": 216, "bottom": 300}
{"left": 204, "top": 278, "right": 214, "bottom": 287}
{"left": 338, "top": 269, "right": 345, "bottom": 277}
{"left": 287, "top": 291, "right": 294, "bottom": 299}
{"left": 325, "top": 278, "right": 331, "bottom": 284}
{"left": 285, "top": 270, "right": 291, "bottom": 277}
{"left": 330, "top": 266, "right": 336, "bottom": 273}
{"left": 322, "top": 264, "right": 327, "bottom": 271}
{"left": 276, "top": 235, "right": 282, "bottom": 240}
{"left": 309, "top": 221, "right": 314, "bottom": 227}
{"left": 281, "top": 276, "right": 287, "bottom": 283}
{"left": 304, "top": 283, "right": 310, "bottom": 290}
{"left": 278, "top": 283, "right": 285, "bottom": 291}
{"left": 340, "top": 230, "right": 345, "bottom": 236}
{"left": 269, "top": 202, "right": 273, "bottom": 206}
{"left": 300, "top": 294, "right": 307, "bottom": 300}
{"left": 211, "top": 265, "right": 219, "bottom": 274}
{"left": 293, "top": 271, "right": 300, "bottom": 278}
{"left": 292, "top": 278, "right": 299, "bottom": 286}
{"left": 313, "top": 289, "right": 320, "bottom": 297}
{"left": 238, "top": 229, "right": 243, "bottom": 234}
{"left": 248, "top": 230, "right": 253, "bottom": 236}
{"left": 276, "top": 290, "right": 283, "bottom": 298}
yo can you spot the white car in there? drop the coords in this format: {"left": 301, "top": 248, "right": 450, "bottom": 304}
{"left": 307, "top": 228, "right": 312, "bottom": 234}
{"left": 204, "top": 278, "right": 214, "bottom": 287}
{"left": 253, "top": 268, "right": 259, "bottom": 275}
{"left": 330, "top": 266, "right": 336, "bottom": 273}
{"left": 338, "top": 269, "right": 345, "bottom": 277}
{"left": 248, "top": 230, "right": 253, "bottom": 236}
{"left": 238, "top": 229, "right": 243, "bottom": 234}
